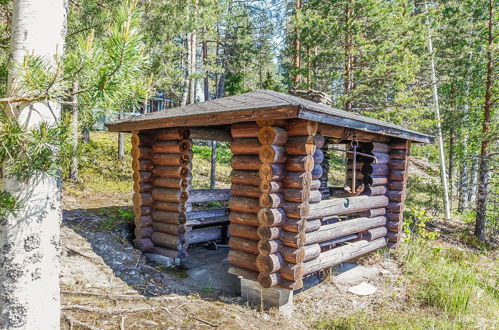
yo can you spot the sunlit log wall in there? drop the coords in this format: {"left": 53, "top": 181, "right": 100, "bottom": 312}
{"left": 132, "top": 131, "right": 155, "bottom": 252}
{"left": 132, "top": 128, "right": 192, "bottom": 259}
{"left": 225, "top": 120, "right": 414, "bottom": 289}
{"left": 227, "top": 122, "right": 265, "bottom": 281}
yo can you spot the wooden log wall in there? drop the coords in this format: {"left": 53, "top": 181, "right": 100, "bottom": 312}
{"left": 228, "top": 122, "right": 264, "bottom": 280}
{"left": 132, "top": 131, "right": 154, "bottom": 252}
{"left": 256, "top": 122, "right": 288, "bottom": 289}
{"left": 356, "top": 141, "right": 391, "bottom": 246}
{"left": 226, "top": 123, "right": 412, "bottom": 288}
{"left": 279, "top": 119, "right": 323, "bottom": 290}
{"left": 386, "top": 139, "right": 411, "bottom": 248}
{"left": 319, "top": 137, "right": 331, "bottom": 200}
{"left": 133, "top": 127, "right": 192, "bottom": 259}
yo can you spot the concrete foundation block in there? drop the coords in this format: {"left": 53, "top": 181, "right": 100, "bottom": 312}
{"left": 240, "top": 278, "right": 294, "bottom": 316}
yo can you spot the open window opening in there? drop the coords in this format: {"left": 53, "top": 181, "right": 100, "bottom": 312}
{"left": 185, "top": 126, "right": 233, "bottom": 249}
{"left": 318, "top": 139, "right": 378, "bottom": 251}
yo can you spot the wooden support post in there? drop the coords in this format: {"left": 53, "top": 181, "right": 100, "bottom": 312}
{"left": 132, "top": 131, "right": 154, "bottom": 252}
{"left": 145, "top": 127, "right": 192, "bottom": 259}
{"left": 228, "top": 122, "right": 268, "bottom": 280}
{"left": 256, "top": 123, "right": 288, "bottom": 289}
{"left": 385, "top": 139, "right": 411, "bottom": 248}
{"left": 268, "top": 119, "right": 323, "bottom": 289}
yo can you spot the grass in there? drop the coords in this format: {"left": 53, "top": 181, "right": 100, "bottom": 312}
{"left": 190, "top": 142, "right": 232, "bottom": 189}
{"left": 65, "top": 132, "right": 133, "bottom": 197}
{"left": 93, "top": 207, "right": 134, "bottom": 230}
{"left": 315, "top": 239, "right": 499, "bottom": 329}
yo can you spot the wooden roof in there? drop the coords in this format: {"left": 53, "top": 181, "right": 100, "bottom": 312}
{"left": 105, "top": 90, "right": 433, "bottom": 143}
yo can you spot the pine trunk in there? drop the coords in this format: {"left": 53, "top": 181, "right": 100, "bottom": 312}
{"left": 82, "top": 127, "right": 90, "bottom": 144}
{"left": 189, "top": 31, "right": 197, "bottom": 104}
{"left": 202, "top": 36, "right": 209, "bottom": 102}
{"left": 293, "top": 0, "right": 302, "bottom": 87}
{"left": 0, "top": 0, "right": 67, "bottom": 328}
{"left": 343, "top": 0, "right": 353, "bottom": 112}
{"left": 475, "top": 0, "right": 494, "bottom": 241}
{"left": 217, "top": 72, "right": 225, "bottom": 98}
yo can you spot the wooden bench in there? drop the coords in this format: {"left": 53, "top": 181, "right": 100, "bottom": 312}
{"left": 186, "top": 189, "right": 231, "bottom": 245}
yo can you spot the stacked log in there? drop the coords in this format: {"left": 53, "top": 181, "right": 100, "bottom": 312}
{"left": 254, "top": 122, "right": 288, "bottom": 289}
{"left": 386, "top": 139, "right": 411, "bottom": 248}
{"left": 228, "top": 122, "right": 264, "bottom": 279}
{"left": 279, "top": 119, "right": 324, "bottom": 290}
{"left": 349, "top": 141, "right": 389, "bottom": 242}
{"left": 149, "top": 127, "right": 192, "bottom": 258}
{"left": 132, "top": 131, "right": 154, "bottom": 252}
{"left": 319, "top": 137, "right": 331, "bottom": 200}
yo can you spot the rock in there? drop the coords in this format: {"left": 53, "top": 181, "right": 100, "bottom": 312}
{"left": 333, "top": 264, "right": 380, "bottom": 287}
{"left": 347, "top": 282, "right": 377, "bottom": 296}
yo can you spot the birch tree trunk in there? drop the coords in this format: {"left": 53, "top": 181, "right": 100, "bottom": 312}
{"left": 458, "top": 79, "right": 471, "bottom": 212}
{"left": 425, "top": 2, "right": 452, "bottom": 220}
{"left": 0, "top": 0, "right": 67, "bottom": 329}
{"left": 448, "top": 126, "right": 455, "bottom": 203}
{"left": 457, "top": 154, "right": 469, "bottom": 212}
{"left": 343, "top": 0, "right": 354, "bottom": 112}
{"left": 468, "top": 153, "right": 479, "bottom": 205}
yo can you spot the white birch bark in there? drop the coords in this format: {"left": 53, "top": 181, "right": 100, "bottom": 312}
{"left": 425, "top": 2, "right": 451, "bottom": 220}
{"left": 0, "top": 0, "right": 67, "bottom": 329}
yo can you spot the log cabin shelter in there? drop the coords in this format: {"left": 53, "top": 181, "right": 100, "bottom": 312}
{"left": 105, "top": 89, "right": 433, "bottom": 297}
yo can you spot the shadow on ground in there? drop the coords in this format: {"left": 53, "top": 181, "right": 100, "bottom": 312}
{"left": 62, "top": 207, "right": 240, "bottom": 299}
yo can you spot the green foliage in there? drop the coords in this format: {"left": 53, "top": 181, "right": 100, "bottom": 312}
{"left": 192, "top": 143, "right": 231, "bottom": 165}
{"left": 403, "top": 206, "right": 439, "bottom": 241}
{"left": 65, "top": 0, "right": 150, "bottom": 122}
{"left": 406, "top": 176, "right": 444, "bottom": 217}
{"left": 262, "top": 71, "right": 285, "bottom": 92}
{"left": 0, "top": 190, "right": 18, "bottom": 218}
{"left": 96, "top": 207, "right": 134, "bottom": 230}
{"left": 0, "top": 117, "right": 70, "bottom": 181}
{"left": 225, "top": 71, "right": 250, "bottom": 96}
{"left": 284, "top": 0, "right": 427, "bottom": 121}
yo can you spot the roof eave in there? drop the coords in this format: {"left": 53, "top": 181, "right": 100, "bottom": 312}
{"left": 297, "top": 109, "right": 434, "bottom": 144}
